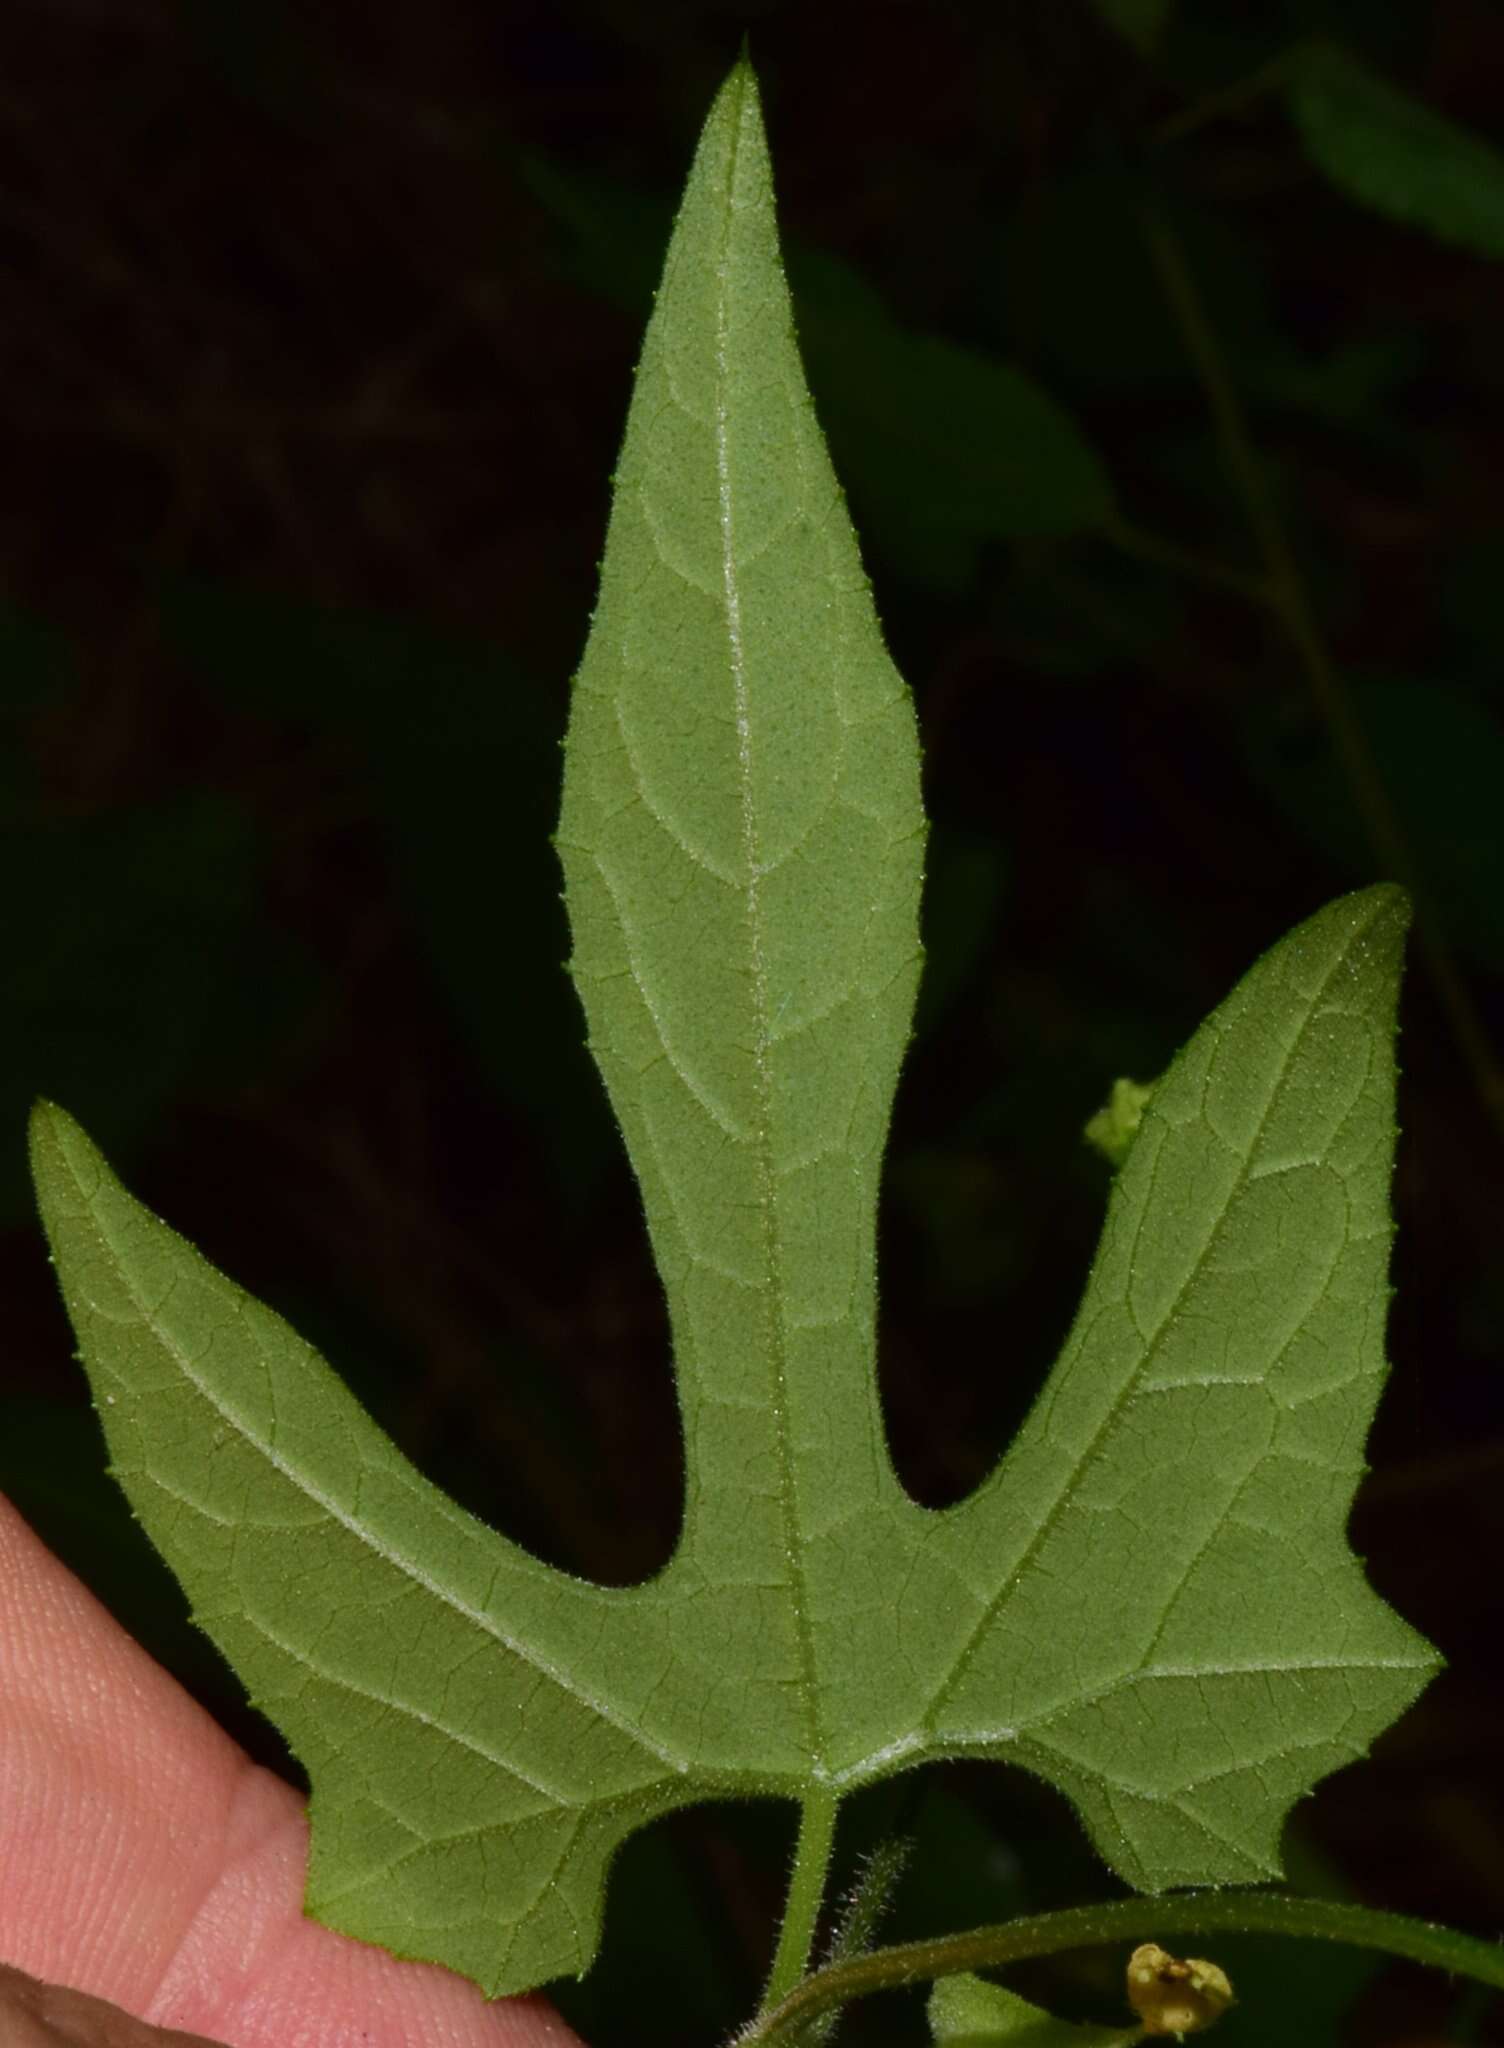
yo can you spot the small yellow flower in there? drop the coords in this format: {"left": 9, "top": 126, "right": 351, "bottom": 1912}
{"left": 1126, "top": 1944, "right": 1235, "bottom": 2039}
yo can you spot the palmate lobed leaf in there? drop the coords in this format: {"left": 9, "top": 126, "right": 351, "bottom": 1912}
{"left": 30, "top": 58, "right": 1437, "bottom": 2001}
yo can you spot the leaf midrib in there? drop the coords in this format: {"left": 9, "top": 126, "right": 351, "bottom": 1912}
{"left": 710, "top": 68, "right": 822, "bottom": 1768}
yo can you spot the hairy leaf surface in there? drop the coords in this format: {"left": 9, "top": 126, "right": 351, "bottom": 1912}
{"left": 32, "top": 57, "right": 1437, "bottom": 2001}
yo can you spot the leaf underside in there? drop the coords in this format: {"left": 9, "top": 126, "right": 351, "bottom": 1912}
{"left": 31, "top": 59, "right": 1438, "bottom": 2000}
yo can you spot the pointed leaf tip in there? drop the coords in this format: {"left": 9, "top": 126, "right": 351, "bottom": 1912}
{"left": 33, "top": 1107, "right": 720, "bottom": 1995}
{"left": 925, "top": 882, "right": 1437, "bottom": 1890}
{"left": 28, "top": 1098, "right": 85, "bottom": 1192}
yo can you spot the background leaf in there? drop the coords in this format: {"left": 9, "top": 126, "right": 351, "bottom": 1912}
{"left": 525, "top": 156, "right": 1114, "bottom": 589}
{"left": 0, "top": 790, "right": 315, "bottom": 1218}
{"left": 159, "top": 580, "right": 611, "bottom": 1197}
{"left": 1086, "top": 0, "right": 1173, "bottom": 58}
{"left": 791, "top": 252, "right": 1115, "bottom": 585}
{"left": 1287, "top": 42, "right": 1504, "bottom": 259}
{"left": 929, "top": 1971, "right": 1133, "bottom": 2048}
{"left": 1243, "top": 674, "right": 1504, "bottom": 973}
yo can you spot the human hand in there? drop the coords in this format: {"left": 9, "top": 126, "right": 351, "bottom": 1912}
{"left": 0, "top": 1494, "right": 582, "bottom": 2048}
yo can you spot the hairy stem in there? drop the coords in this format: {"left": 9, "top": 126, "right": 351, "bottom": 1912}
{"left": 762, "top": 1786, "right": 841, "bottom": 2015}
{"left": 742, "top": 1890, "right": 1504, "bottom": 2047}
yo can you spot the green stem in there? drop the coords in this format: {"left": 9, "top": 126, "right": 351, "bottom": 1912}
{"left": 1101, "top": 514, "right": 1271, "bottom": 602}
{"left": 761, "top": 1786, "right": 840, "bottom": 2015}
{"left": 742, "top": 1891, "right": 1504, "bottom": 2048}
{"left": 1140, "top": 205, "right": 1504, "bottom": 1146}
{"left": 1150, "top": 41, "right": 1306, "bottom": 149}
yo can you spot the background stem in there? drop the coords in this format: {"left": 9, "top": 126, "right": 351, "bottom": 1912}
{"left": 1140, "top": 207, "right": 1504, "bottom": 1146}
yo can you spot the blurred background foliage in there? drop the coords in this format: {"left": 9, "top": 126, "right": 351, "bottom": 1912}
{"left": 2, "top": 0, "right": 1503, "bottom": 2042}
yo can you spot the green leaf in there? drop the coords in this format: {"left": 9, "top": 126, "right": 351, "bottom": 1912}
{"left": 929, "top": 1972, "right": 1133, "bottom": 2048}
{"left": 32, "top": 54, "right": 1438, "bottom": 2002}
{"left": 1287, "top": 41, "right": 1504, "bottom": 260}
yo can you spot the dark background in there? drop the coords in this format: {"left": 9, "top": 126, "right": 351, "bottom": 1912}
{"left": 3, "top": 1, "right": 1503, "bottom": 2043}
